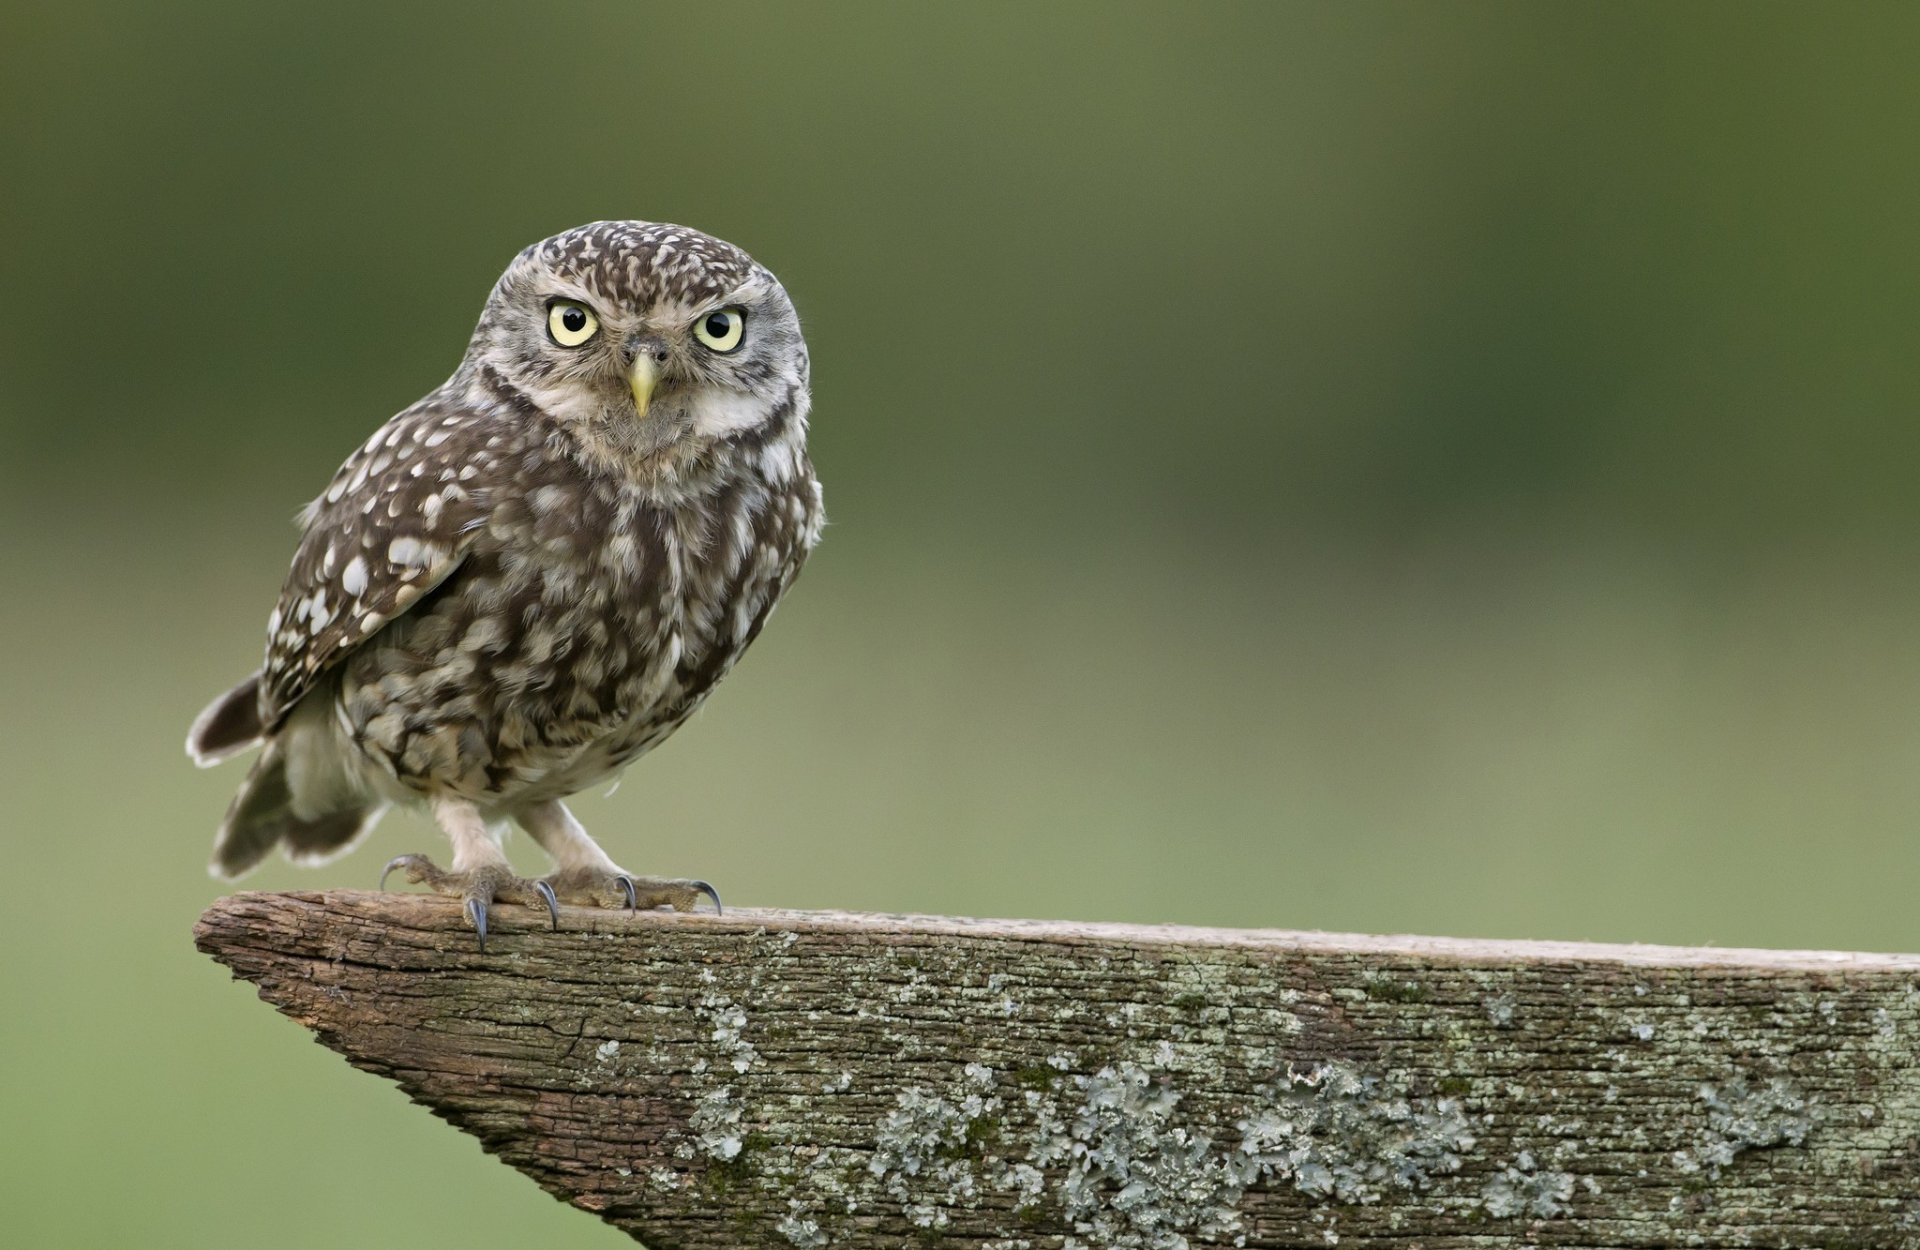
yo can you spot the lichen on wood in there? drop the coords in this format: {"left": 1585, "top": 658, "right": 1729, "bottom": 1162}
{"left": 195, "top": 891, "right": 1920, "bottom": 1247}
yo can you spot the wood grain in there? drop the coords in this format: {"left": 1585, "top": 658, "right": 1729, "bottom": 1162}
{"left": 195, "top": 891, "right": 1920, "bottom": 1247}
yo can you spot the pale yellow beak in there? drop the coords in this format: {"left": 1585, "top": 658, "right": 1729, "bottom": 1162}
{"left": 628, "top": 355, "right": 659, "bottom": 417}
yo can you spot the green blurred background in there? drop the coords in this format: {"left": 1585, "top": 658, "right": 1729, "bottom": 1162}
{"left": 6, "top": 2, "right": 1920, "bottom": 1244}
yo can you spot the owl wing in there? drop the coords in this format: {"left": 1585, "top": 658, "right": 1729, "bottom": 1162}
{"left": 258, "top": 396, "right": 496, "bottom": 728}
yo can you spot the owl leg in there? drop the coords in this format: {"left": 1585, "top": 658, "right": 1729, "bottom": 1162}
{"left": 379, "top": 795, "right": 559, "bottom": 951}
{"left": 515, "top": 799, "right": 721, "bottom": 914}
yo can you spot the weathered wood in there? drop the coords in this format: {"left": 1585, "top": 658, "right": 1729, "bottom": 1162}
{"left": 195, "top": 891, "right": 1920, "bottom": 1248}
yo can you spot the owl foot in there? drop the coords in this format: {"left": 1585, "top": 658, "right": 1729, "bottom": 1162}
{"left": 379, "top": 855, "right": 559, "bottom": 952}
{"left": 542, "top": 868, "right": 722, "bottom": 915}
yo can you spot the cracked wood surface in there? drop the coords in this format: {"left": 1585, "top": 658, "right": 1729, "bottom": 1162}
{"left": 195, "top": 891, "right": 1920, "bottom": 1248}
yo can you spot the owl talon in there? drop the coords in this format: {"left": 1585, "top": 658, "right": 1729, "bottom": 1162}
{"left": 380, "top": 853, "right": 431, "bottom": 891}
{"left": 466, "top": 895, "right": 490, "bottom": 952}
{"left": 691, "top": 880, "right": 723, "bottom": 916}
{"left": 534, "top": 879, "right": 560, "bottom": 930}
{"left": 615, "top": 874, "right": 637, "bottom": 913}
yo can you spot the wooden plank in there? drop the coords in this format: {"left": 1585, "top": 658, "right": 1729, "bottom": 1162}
{"left": 194, "top": 891, "right": 1920, "bottom": 1248}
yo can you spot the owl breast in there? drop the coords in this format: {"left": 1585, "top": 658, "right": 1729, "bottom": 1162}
{"left": 335, "top": 453, "right": 821, "bottom": 806}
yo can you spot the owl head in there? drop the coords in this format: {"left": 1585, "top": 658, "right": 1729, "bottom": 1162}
{"left": 463, "top": 221, "right": 808, "bottom": 463}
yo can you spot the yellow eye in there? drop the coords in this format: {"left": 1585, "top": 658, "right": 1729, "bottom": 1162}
{"left": 547, "top": 300, "right": 600, "bottom": 348}
{"left": 693, "top": 307, "right": 746, "bottom": 353}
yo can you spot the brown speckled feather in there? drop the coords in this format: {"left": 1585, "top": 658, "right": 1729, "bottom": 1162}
{"left": 260, "top": 397, "right": 495, "bottom": 727}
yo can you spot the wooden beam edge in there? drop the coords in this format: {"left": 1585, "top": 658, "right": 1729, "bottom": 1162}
{"left": 198, "top": 889, "right": 1920, "bottom": 973}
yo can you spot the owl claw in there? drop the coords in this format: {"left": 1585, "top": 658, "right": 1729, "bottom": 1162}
{"left": 615, "top": 874, "right": 638, "bottom": 913}
{"left": 379, "top": 854, "right": 425, "bottom": 891}
{"left": 534, "top": 879, "right": 560, "bottom": 930}
{"left": 691, "top": 880, "right": 723, "bottom": 915}
{"left": 465, "top": 895, "right": 490, "bottom": 952}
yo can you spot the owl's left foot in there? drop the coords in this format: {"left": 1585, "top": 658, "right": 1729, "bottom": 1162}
{"left": 542, "top": 868, "right": 722, "bottom": 915}
{"left": 379, "top": 854, "right": 559, "bottom": 952}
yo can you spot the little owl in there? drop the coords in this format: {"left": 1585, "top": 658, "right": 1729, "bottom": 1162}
{"left": 187, "top": 221, "right": 823, "bottom": 947}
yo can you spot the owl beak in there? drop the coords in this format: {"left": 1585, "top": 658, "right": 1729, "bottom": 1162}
{"left": 627, "top": 355, "right": 659, "bottom": 418}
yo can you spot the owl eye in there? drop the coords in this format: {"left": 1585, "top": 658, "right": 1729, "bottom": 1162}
{"left": 693, "top": 307, "right": 746, "bottom": 353}
{"left": 546, "top": 300, "right": 600, "bottom": 348}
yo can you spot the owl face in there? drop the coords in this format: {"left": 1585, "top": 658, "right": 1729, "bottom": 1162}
{"left": 466, "top": 222, "right": 807, "bottom": 459}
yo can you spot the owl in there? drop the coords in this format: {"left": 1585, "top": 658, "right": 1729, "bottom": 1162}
{"left": 186, "top": 221, "right": 824, "bottom": 948}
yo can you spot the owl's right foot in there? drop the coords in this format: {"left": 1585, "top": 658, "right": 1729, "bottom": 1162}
{"left": 542, "top": 868, "right": 722, "bottom": 915}
{"left": 379, "top": 855, "right": 559, "bottom": 952}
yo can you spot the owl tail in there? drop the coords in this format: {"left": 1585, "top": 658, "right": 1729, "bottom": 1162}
{"left": 187, "top": 672, "right": 266, "bottom": 768}
{"left": 210, "top": 740, "right": 389, "bottom": 880}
